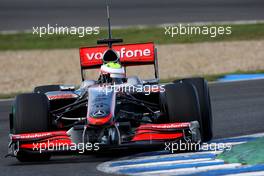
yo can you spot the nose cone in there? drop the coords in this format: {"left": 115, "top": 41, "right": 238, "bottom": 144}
{"left": 88, "top": 113, "right": 112, "bottom": 126}
{"left": 87, "top": 86, "right": 116, "bottom": 126}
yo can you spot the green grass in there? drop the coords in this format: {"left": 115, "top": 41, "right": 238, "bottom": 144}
{"left": 1, "top": 70, "right": 264, "bottom": 99}
{"left": 1, "top": 23, "right": 264, "bottom": 50}
{"left": 217, "top": 137, "right": 264, "bottom": 165}
{"left": 0, "top": 92, "right": 24, "bottom": 99}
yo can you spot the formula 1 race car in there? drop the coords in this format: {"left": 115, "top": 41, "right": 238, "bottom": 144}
{"left": 7, "top": 4, "right": 212, "bottom": 162}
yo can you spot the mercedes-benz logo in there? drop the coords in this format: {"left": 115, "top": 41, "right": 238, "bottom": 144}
{"left": 93, "top": 110, "right": 106, "bottom": 117}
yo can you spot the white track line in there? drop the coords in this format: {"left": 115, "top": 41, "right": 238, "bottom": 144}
{"left": 111, "top": 150, "right": 221, "bottom": 163}
{"left": 157, "top": 20, "right": 264, "bottom": 28}
{"left": 97, "top": 151, "right": 221, "bottom": 173}
{"left": 135, "top": 163, "right": 242, "bottom": 176}
{"left": 110, "top": 158, "right": 221, "bottom": 171}
{"left": 98, "top": 133, "right": 264, "bottom": 175}
{"left": 0, "top": 98, "right": 13, "bottom": 102}
{"left": 224, "top": 171, "right": 264, "bottom": 176}
{"left": 209, "top": 78, "right": 264, "bottom": 85}
{"left": 104, "top": 159, "right": 226, "bottom": 174}
{"left": 1, "top": 20, "right": 264, "bottom": 34}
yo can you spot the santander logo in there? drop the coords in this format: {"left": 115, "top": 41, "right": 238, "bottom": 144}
{"left": 80, "top": 43, "right": 155, "bottom": 67}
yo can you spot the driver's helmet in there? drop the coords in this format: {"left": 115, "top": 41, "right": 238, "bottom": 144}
{"left": 100, "top": 62, "right": 125, "bottom": 79}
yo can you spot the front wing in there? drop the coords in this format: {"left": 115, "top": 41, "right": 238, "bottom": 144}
{"left": 7, "top": 121, "right": 201, "bottom": 157}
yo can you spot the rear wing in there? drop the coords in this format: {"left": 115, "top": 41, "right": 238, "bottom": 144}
{"left": 79, "top": 42, "right": 159, "bottom": 81}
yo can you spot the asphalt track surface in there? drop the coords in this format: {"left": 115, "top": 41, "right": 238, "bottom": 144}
{"left": 1, "top": 79, "right": 264, "bottom": 176}
{"left": 1, "top": 0, "right": 264, "bottom": 31}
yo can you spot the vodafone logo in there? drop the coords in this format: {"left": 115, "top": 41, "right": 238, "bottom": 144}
{"left": 80, "top": 43, "right": 155, "bottom": 67}
{"left": 86, "top": 47, "right": 151, "bottom": 60}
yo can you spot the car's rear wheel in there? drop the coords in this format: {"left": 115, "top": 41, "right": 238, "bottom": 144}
{"left": 174, "top": 78, "right": 213, "bottom": 142}
{"left": 34, "top": 85, "right": 60, "bottom": 94}
{"left": 11, "top": 93, "right": 51, "bottom": 161}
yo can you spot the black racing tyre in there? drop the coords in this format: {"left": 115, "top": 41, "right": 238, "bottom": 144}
{"left": 160, "top": 82, "right": 201, "bottom": 124}
{"left": 34, "top": 85, "right": 61, "bottom": 94}
{"left": 12, "top": 93, "right": 51, "bottom": 162}
{"left": 12, "top": 93, "right": 50, "bottom": 134}
{"left": 174, "top": 78, "right": 213, "bottom": 142}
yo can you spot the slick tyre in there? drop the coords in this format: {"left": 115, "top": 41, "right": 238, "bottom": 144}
{"left": 160, "top": 82, "right": 202, "bottom": 124}
{"left": 12, "top": 93, "right": 51, "bottom": 162}
{"left": 174, "top": 78, "right": 213, "bottom": 142}
{"left": 12, "top": 93, "right": 50, "bottom": 134}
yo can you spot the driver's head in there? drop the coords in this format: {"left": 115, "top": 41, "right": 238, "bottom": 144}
{"left": 100, "top": 62, "right": 125, "bottom": 83}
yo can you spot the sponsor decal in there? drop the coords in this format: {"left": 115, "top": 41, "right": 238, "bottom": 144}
{"left": 92, "top": 110, "right": 106, "bottom": 117}
{"left": 80, "top": 43, "right": 155, "bottom": 67}
{"left": 132, "top": 133, "right": 183, "bottom": 141}
{"left": 47, "top": 93, "right": 78, "bottom": 100}
{"left": 138, "top": 122, "right": 190, "bottom": 129}
{"left": 11, "top": 131, "right": 67, "bottom": 140}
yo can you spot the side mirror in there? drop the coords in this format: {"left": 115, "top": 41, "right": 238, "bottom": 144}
{"left": 142, "top": 79, "right": 159, "bottom": 85}
{"left": 60, "top": 85, "right": 76, "bottom": 91}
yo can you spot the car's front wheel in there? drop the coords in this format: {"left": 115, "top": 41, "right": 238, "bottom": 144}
{"left": 160, "top": 82, "right": 202, "bottom": 124}
{"left": 159, "top": 82, "right": 202, "bottom": 147}
{"left": 174, "top": 78, "right": 213, "bottom": 142}
{"left": 11, "top": 93, "right": 51, "bottom": 162}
